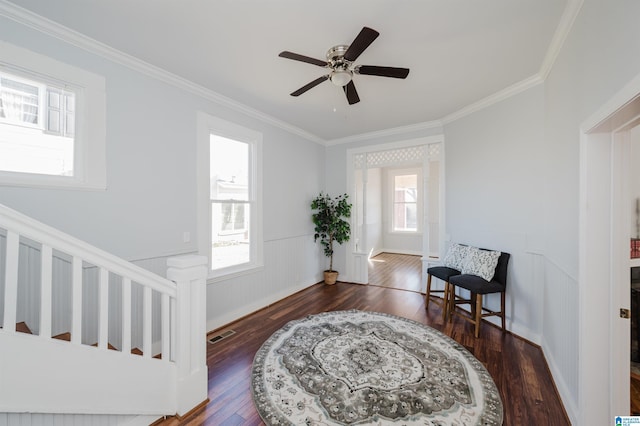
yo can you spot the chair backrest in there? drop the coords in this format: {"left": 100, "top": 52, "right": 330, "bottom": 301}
{"left": 492, "top": 251, "right": 510, "bottom": 287}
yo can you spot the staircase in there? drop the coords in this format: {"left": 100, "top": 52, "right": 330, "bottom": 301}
{"left": 0, "top": 203, "right": 208, "bottom": 423}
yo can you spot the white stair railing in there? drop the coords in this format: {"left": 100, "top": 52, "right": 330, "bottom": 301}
{"left": 0, "top": 203, "right": 207, "bottom": 417}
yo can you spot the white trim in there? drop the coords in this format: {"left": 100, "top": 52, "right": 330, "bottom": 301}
{"left": 206, "top": 278, "right": 318, "bottom": 332}
{"left": 326, "top": 120, "right": 443, "bottom": 146}
{"left": 346, "top": 135, "right": 445, "bottom": 284}
{"left": 578, "top": 71, "right": 640, "bottom": 425}
{"left": 538, "top": 0, "right": 584, "bottom": 80}
{"left": 196, "top": 112, "right": 264, "bottom": 280}
{"left": 347, "top": 135, "right": 445, "bottom": 155}
{"left": 441, "top": 74, "right": 543, "bottom": 125}
{"left": 581, "top": 72, "right": 640, "bottom": 133}
{"left": 377, "top": 249, "right": 423, "bottom": 257}
{"left": 0, "top": 0, "right": 323, "bottom": 146}
{"left": 0, "top": 40, "right": 106, "bottom": 190}
{"left": 0, "top": 0, "right": 582, "bottom": 146}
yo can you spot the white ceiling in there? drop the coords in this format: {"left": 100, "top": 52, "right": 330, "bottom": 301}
{"left": 6, "top": 0, "right": 568, "bottom": 142}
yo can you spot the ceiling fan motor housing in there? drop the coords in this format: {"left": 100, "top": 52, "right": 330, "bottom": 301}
{"left": 327, "top": 45, "right": 353, "bottom": 86}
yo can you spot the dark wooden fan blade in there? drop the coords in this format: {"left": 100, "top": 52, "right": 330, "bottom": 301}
{"left": 343, "top": 27, "right": 379, "bottom": 62}
{"left": 355, "top": 65, "right": 410, "bottom": 79}
{"left": 279, "top": 51, "right": 327, "bottom": 67}
{"left": 343, "top": 80, "right": 360, "bottom": 105}
{"left": 290, "top": 75, "right": 329, "bottom": 96}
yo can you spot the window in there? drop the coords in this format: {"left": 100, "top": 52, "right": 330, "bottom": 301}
{"left": 197, "top": 112, "right": 263, "bottom": 279}
{"left": 0, "top": 71, "right": 76, "bottom": 176}
{"left": 210, "top": 135, "right": 250, "bottom": 269}
{"left": 0, "top": 41, "right": 106, "bottom": 189}
{"left": 390, "top": 169, "right": 422, "bottom": 233}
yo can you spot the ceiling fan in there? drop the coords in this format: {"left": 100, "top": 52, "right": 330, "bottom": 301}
{"left": 278, "top": 27, "right": 410, "bottom": 105}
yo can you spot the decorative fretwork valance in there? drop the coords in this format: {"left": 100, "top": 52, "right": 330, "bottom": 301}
{"left": 353, "top": 143, "right": 440, "bottom": 169}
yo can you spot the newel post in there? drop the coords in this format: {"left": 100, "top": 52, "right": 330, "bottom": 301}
{"left": 167, "top": 255, "right": 209, "bottom": 416}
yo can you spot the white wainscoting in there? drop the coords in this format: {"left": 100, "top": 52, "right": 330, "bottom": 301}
{"left": 205, "top": 234, "right": 323, "bottom": 332}
{"left": 541, "top": 257, "right": 579, "bottom": 424}
{"left": 0, "top": 413, "right": 158, "bottom": 426}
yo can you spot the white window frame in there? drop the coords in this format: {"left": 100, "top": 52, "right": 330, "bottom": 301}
{"left": 389, "top": 167, "right": 423, "bottom": 234}
{"left": 196, "top": 112, "right": 263, "bottom": 281}
{"left": 0, "top": 41, "right": 106, "bottom": 190}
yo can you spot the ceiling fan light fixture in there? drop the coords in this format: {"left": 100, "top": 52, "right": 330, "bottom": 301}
{"left": 330, "top": 69, "right": 352, "bottom": 87}
{"left": 279, "top": 27, "right": 409, "bottom": 105}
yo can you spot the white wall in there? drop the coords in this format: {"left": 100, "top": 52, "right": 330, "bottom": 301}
{"left": 443, "top": 84, "right": 546, "bottom": 343}
{"left": 0, "top": 15, "right": 324, "bottom": 334}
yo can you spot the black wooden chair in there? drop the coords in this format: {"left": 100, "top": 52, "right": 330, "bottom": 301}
{"left": 425, "top": 266, "right": 461, "bottom": 320}
{"left": 448, "top": 251, "right": 510, "bottom": 337}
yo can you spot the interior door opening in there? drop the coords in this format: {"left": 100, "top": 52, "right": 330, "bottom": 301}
{"left": 346, "top": 137, "right": 444, "bottom": 289}
{"left": 580, "top": 88, "right": 640, "bottom": 421}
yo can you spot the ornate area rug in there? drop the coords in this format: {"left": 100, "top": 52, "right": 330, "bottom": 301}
{"left": 251, "top": 310, "right": 503, "bottom": 425}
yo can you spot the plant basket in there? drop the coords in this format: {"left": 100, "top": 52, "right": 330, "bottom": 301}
{"left": 324, "top": 270, "right": 338, "bottom": 285}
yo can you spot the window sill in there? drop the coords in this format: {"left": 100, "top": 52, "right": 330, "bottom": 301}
{"left": 0, "top": 171, "right": 106, "bottom": 190}
{"left": 389, "top": 231, "right": 423, "bottom": 236}
{"left": 207, "top": 262, "right": 264, "bottom": 284}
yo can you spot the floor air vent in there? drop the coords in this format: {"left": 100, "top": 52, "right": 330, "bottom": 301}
{"left": 208, "top": 329, "right": 235, "bottom": 344}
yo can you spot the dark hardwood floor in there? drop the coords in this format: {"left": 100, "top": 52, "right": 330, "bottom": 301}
{"left": 158, "top": 281, "right": 570, "bottom": 425}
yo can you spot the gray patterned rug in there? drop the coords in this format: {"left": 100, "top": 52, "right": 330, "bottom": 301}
{"left": 251, "top": 310, "right": 503, "bottom": 425}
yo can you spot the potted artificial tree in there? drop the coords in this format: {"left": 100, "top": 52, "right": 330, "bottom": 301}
{"left": 311, "top": 192, "right": 352, "bottom": 285}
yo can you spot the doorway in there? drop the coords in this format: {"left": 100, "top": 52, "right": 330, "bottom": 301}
{"left": 345, "top": 136, "right": 444, "bottom": 290}
{"left": 580, "top": 83, "right": 640, "bottom": 421}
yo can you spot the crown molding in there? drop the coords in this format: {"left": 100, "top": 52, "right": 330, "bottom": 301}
{"left": 0, "top": 0, "right": 325, "bottom": 145}
{"left": 325, "top": 120, "right": 443, "bottom": 146}
{"left": 331, "top": 0, "right": 581, "bottom": 140}
{"left": 439, "top": 0, "right": 581, "bottom": 125}
{"left": 0, "top": 0, "right": 582, "bottom": 146}
{"left": 441, "top": 74, "right": 544, "bottom": 125}
{"left": 539, "top": 0, "right": 584, "bottom": 80}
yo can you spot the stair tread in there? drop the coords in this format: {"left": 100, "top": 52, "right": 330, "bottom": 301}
{"left": 18, "top": 329, "right": 163, "bottom": 359}
{"left": 16, "top": 322, "right": 33, "bottom": 334}
{"left": 131, "top": 347, "right": 162, "bottom": 359}
{"left": 52, "top": 332, "right": 71, "bottom": 341}
{"left": 91, "top": 342, "right": 117, "bottom": 350}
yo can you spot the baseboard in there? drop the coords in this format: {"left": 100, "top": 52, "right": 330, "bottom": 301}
{"left": 206, "top": 278, "right": 319, "bottom": 333}
{"left": 126, "top": 415, "right": 167, "bottom": 426}
{"left": 369, "top": 248, "right": 384, "bottom": 258}
{"left": 541, "top": 338, "right": 578, "bottom": 425}
{"left": 379, "top": 249, "right": 423, "bottom": 256}
{"left": 508, "top": 321, "right": 542, "bottom": 346}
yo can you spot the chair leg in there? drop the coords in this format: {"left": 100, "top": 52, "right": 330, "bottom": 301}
{"left": 425, "top": 274, "right": 432, "bottom": 310}
{"left": 500, "top": 291, "right": 506, "bottom": 331}
{"left": 442, "top": 282, "right": 450, "bottom": 321}
{"left": 447, "top": 285, "right": 456, "bottom": 322}
{"left": 475, "top": 293, "right": 483, "bottom": 338}
{"left": 470, "top": 293, "right": 477, "bottom": 319}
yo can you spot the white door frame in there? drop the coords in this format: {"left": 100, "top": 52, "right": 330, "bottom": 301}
{"left": 345, "top": 135, "right": 444, "bottom": 288}
{"left": 579, "top": 72, "right": 640, "bottom": 423}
